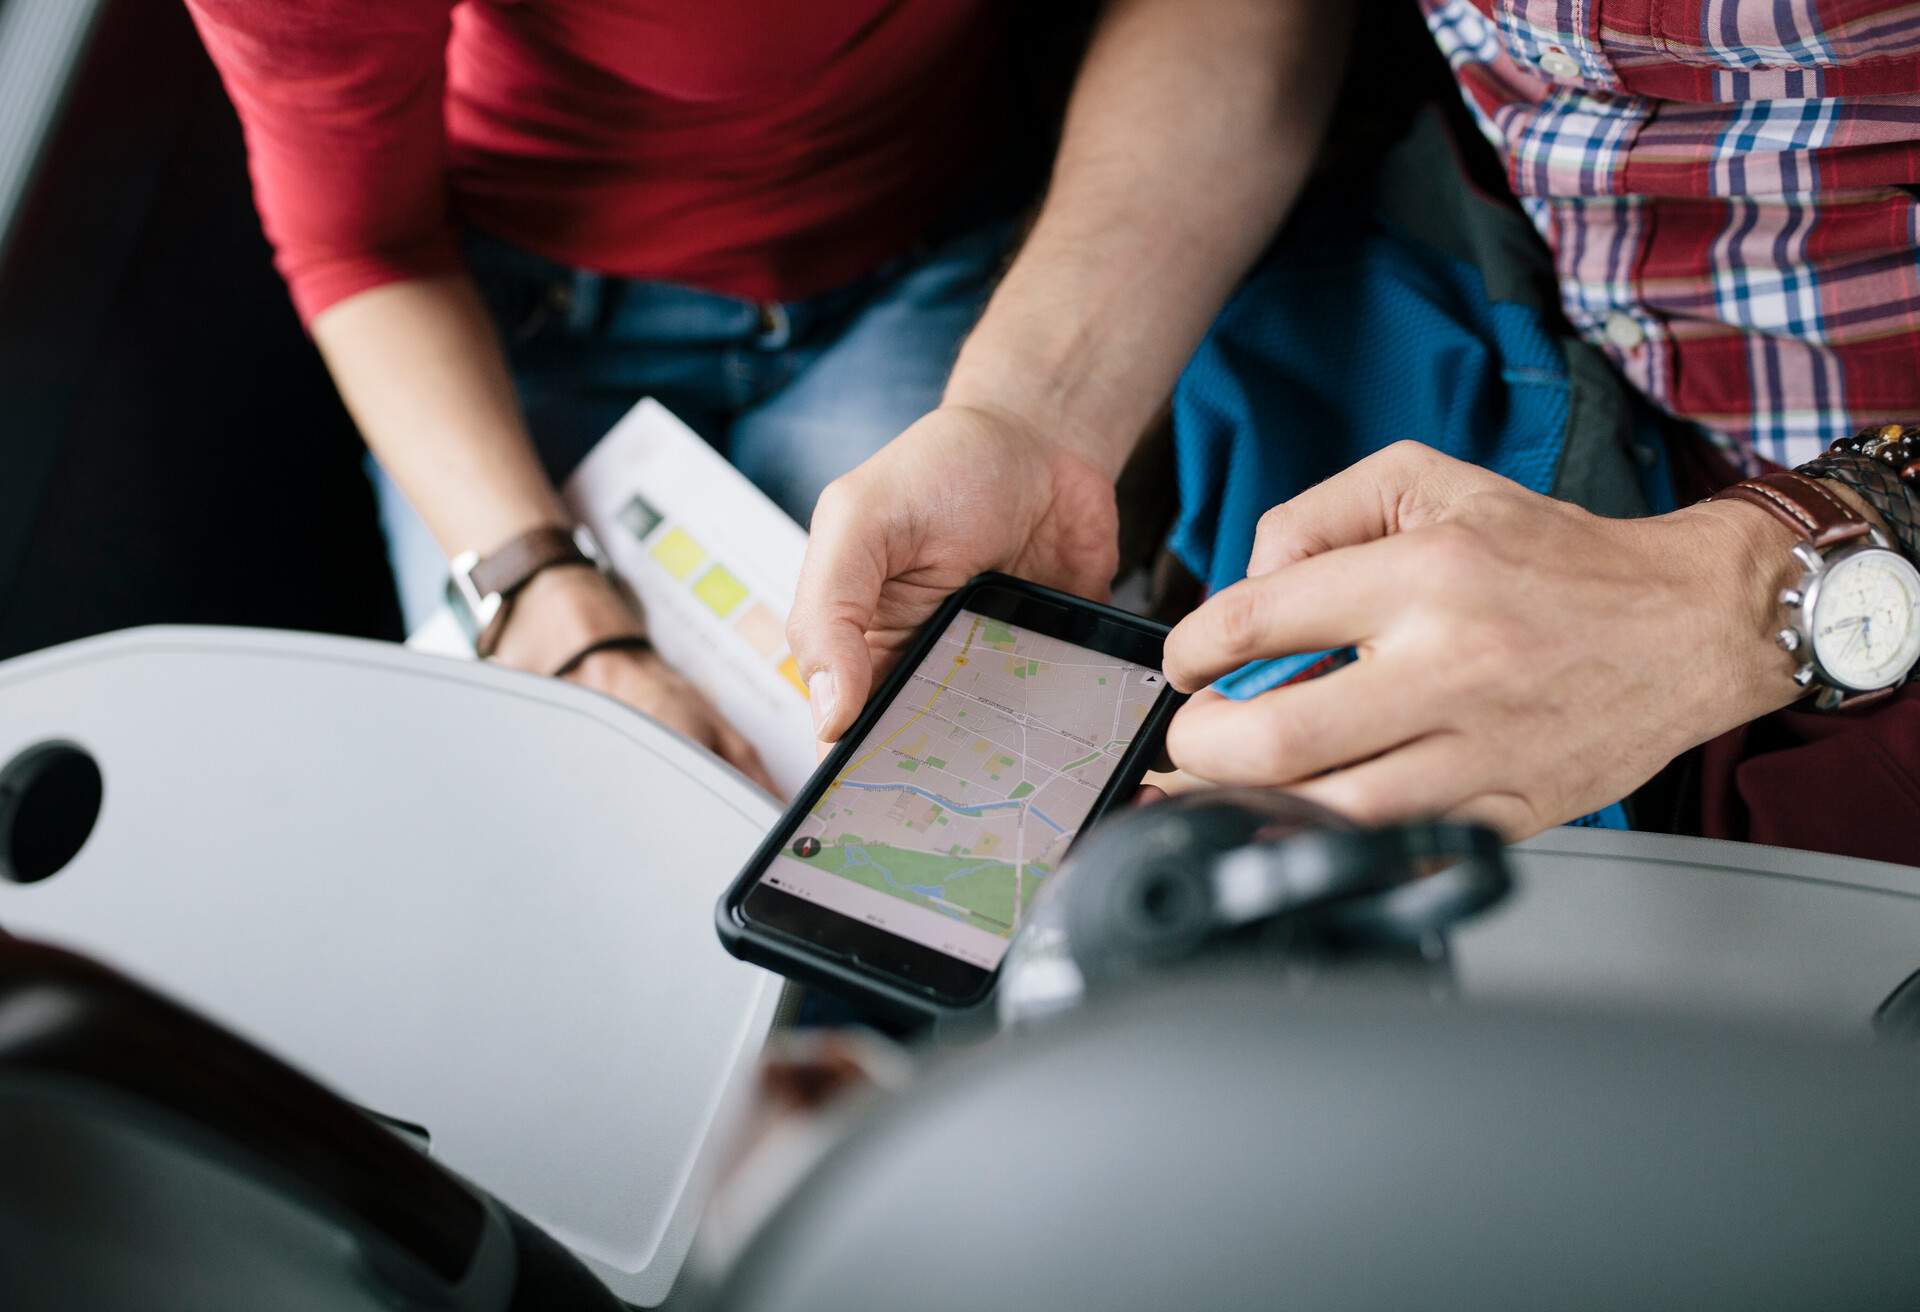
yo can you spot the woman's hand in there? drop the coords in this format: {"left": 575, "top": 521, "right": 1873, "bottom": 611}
{"left": 563, "top": 645, "right": 773, "bottom": 792}
{"left": 1161, "top": 442, "right": 1807, "bottom": 837}
{"left": 494, "top": 566, "right": 774, "bottom": 792}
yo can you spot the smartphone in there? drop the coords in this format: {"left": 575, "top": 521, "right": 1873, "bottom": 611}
{"left": 716, "top": 573, "right": 1184, "bottom": 1020}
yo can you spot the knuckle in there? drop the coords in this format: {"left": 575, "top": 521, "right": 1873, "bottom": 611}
{"left": 1379, "top": 439, "right": 1435, "bottom": 469}
{"left": 811, "top": 474, "right": 862, "bottom": 523}
{"left": 1253, "top": 503, "right": 1293, "bottom": 540}
{"left": 1248, "top": 693, "right": 1323, "bottom": 780}
{"left": 1314, "top": 778, "right": 1392, "bottom": 826}
{"left": 1209, "top": 586, "right": 1270, "bottom": 661}
{"left": 1411, "top": 521, "right": 1484, "bottom": 588}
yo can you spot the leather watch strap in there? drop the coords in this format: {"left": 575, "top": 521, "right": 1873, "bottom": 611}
{"left": 1709, "top": 469, "right": 1873, "bottom": 549}
{"left": 469, "top": 525, "right": 593, "bottom": 600}
{"left": 467, "top": 525, "right": 601, "bottom": 659}
{"left": 1710, "top": 468, "right": 1897, "bottom": 712}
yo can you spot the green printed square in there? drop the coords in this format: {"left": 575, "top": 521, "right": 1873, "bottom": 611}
{"left": 692, "top": 563, "right": 749, "bottom": 617}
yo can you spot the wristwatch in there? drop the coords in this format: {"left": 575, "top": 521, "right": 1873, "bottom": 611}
{"left": 1712, "top": 469, "right": 1920, "bottom": 710}
{"left": 446, "top": 523, "right": 613, "bottom": 657}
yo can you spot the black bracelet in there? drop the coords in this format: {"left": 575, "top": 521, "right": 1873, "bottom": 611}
{"left": 1799, "top": 453, "right": 1920, "bottom": 564}
{"left": 1799, "top": 421, "right": 1920, "bottom": 564}
{"left": 549, "top": 633, "right": 651, "bottom": 680}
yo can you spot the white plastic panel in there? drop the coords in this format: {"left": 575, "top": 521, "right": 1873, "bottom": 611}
{"left": 0, "top": 627, "right": 783, "bottom": 1305}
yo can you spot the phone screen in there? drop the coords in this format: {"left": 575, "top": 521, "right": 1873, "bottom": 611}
{"left": 753, "top": 604, "right": 1166, "bottom": 974}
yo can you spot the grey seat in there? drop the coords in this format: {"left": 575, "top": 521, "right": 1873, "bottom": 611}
{"left": 720, "top": 967, "right": 1920, "bottom": 1312}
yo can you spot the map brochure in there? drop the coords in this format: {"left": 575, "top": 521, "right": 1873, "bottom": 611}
{"left": 408, "top": 398, "right": 818, "bottom": 796}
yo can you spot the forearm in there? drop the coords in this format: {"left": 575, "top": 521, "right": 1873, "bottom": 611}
{"left": 313, "top": 275, "right": 633, "bottom": 670}
{"left": 946, "top": 0, "right": 1351, "bottom": 478}
{"left": 313, "top": 274, "right": 563, "bottom": 555}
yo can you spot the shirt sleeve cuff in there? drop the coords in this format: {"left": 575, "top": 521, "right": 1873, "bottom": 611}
{"left": 283, "top": 233, "right": 470, "bottom": 329}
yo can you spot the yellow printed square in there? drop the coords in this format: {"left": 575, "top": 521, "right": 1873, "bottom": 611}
{"left": 779, "top": 654, "right": 808, "bottom": 698}
{"left": 693, "top": 563, "right": 749, "bottom": 617}
{"left": 649, "top": 527, "right": 706, "bottom": 580}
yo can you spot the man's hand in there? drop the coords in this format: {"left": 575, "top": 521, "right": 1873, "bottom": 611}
{"left": 786, "top": 405, "right": 1120, "bottom": 742}
{"left": 784, "top": 0, "right": 1349, "bottom": 747}
{"left": 1161, "top": 442, "right": 1807, "bottom": 837}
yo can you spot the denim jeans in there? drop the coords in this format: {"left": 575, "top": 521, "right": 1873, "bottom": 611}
{"left": 373, "top": 219, "right": 1017, "bottom": 629}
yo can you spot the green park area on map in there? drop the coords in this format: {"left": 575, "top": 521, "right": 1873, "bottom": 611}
{"left": 804, "top": 834, "right": 1049, "bottom": 938}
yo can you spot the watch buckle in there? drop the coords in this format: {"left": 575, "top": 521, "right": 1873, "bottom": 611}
{"left": 571, "top": 524, "right": 611, "bottom": 573}
{"left": 446, "top": 549, "right": 503, "bottom": 645}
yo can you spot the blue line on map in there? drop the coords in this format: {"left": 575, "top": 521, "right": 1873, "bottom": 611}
{"left": 837, "top": 781, "right": 1071, "bottom": 840}
{"left": 837, "top": 779, "right": 1028, "bottom": 817}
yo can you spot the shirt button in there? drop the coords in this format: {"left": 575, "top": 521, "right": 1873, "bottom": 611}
{"left": 1603, "top": 311, "right": 1645, "bottom": 350}
{"left": 1539, "top": 49, "right": 1580, "bottom": 79}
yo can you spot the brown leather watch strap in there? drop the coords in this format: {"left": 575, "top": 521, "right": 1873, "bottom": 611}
{"left": 469, "top": 525, "right": 593, "bottom": 600}
{"left": 1710, "top": 469, "right": 1898, "bottom": 712}
{"left": 1709, "top": 469, "right": 1873, "bottom": 549}
{"left": 468, "top": 525, "right": 600, "bottom": 659}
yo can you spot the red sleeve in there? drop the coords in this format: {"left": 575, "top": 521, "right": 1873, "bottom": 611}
{"left": 184, "top": 0, "right": 462, "bottom": 325}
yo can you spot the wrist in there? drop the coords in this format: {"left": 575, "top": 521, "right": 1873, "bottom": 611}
{"left": 1670, "top": 497, "right": 1808, "bottom": 724}
{"left": 488, "top": 567, "right": 642, "bottom": 677}
{"left": 1676, "top": 475, "right": 1890, "bottom": 724}
{"left": 944, "top": 331, "right": 1139, "bottom": 483}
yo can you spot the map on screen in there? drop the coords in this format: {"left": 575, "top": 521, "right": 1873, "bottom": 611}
{"left": 761, "top": 608, "right": 1163, "bottom": 968}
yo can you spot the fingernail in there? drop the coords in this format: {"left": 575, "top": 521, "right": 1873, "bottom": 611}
{"left": 808, "top": 670, "right": 837, "bottom": 736}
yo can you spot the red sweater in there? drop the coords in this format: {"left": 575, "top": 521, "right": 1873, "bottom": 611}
{"left": 185, "top": 0, "right": 1010, "bottom": 325}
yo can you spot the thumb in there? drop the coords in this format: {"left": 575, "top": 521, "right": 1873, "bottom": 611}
{"left": 787, "top": 486, "right": 885, "bottom": 743}
{"left": 1245, "top": 440, "right": 1471, "bottom": 577}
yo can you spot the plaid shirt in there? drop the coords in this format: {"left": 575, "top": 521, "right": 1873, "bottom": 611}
{"left": 1421, "top": 0, "right": 1920, "bottom": 469}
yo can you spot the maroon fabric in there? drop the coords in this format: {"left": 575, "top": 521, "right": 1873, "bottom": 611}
{"left": 1671, "top": 436, "right": 1920, "bottom": 865}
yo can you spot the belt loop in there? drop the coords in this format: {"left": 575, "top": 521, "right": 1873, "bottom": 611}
{"left": 570, "top": 268, "right": 604, "bottom": 335}
{"left": 755, "top": 301, "right": 793, "bottom": 351}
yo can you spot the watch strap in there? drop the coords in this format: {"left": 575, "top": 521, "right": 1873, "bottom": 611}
{"left": 466, "top": 525, "right": 603, "bottom": 659}
{"left": 1710, "top": 470, "right": 1898, "bottom": 713}
{"left": 1708, "top": 469, "right": 1873, "bottom": 548}
{"left": 469, "top": 525, "right": 594, "bottom": 601}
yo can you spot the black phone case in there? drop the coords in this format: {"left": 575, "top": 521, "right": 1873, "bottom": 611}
{"left": 715, "top": 572, "right": 1186, "bottom": 1025}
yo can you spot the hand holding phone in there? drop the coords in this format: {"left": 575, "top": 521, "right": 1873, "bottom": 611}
{"left": 717, "top": 574, "right": 1184, "bottom": 1020}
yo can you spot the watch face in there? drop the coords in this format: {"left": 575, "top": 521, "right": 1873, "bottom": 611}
{"left": 1810, "top": 549, "right": 1920, "bottom": 691}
